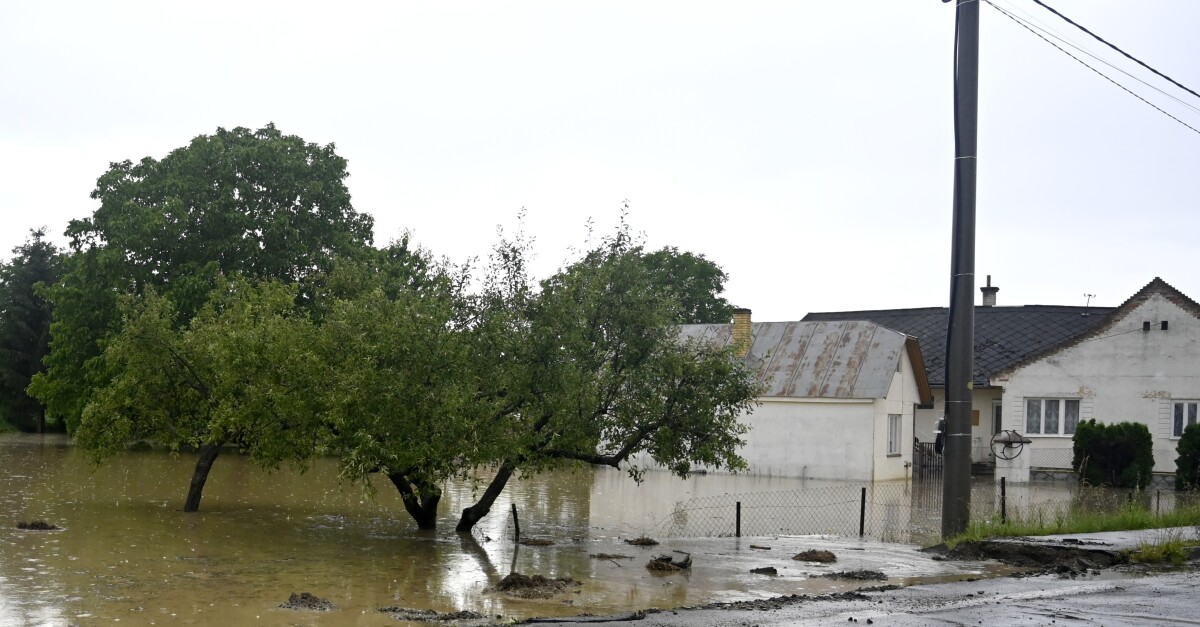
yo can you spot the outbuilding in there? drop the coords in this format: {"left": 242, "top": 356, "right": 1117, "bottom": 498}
{"left": 678, "top": 311, "right": 932, "bottom": 481}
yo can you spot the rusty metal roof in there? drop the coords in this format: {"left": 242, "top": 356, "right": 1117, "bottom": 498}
{"left": 679, "top": 320, "right": 915, "bottom": 400}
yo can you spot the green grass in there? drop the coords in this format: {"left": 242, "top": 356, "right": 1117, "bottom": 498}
{"left": 1125, "top": 527, "right": 1200, "bottom": 565}
{"left": 946, "top": 489, "right": 1200, "bottom": 548}
{"left": 0, "top": 420, "right": 18, "bottom": 434}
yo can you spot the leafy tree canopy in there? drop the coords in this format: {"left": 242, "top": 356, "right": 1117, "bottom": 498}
{"left": 31, "top": 124, "right": 375, "bottom": 431}
{"left": 453, "top": 222, "right": 762, "bottom": 532}
{"left": 77, "top": 277, "right": 327, "bottom": 510}
{"left": 640, "top": 246, "right": 735, "bottom": 324}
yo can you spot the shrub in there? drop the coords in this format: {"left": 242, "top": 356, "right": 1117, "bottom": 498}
{"left": 1072, "top": 419, "right": 1154, "bottom": 488}
{"left": 1176, "top": 423, "right": 1200, "bottom": 491}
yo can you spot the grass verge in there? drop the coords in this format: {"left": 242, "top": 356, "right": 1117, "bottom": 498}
{"left": 946, "top": 489, "right": 1200, "bottom": 548}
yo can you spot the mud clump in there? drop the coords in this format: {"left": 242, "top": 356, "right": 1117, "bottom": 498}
{"left": 940, "top": 540, "right": 1126, "bottom": 576}
{"left": 491, "top": 573, "right": 581, "bottom": 599}
{"left": 377, "top": 607, "right": 485, "bottom": 622}
{"left": 279, "top": 592, "right": 333, "bottom": 611}
{"left": 750, "top": 566, "right": 778, "bottom": 575}
{"left": 646, "top": 553, "right": 692, "bottom": 573}
{"left": 793, "top": 549, "right": 837, "bottom": 563}
{"left": 819, "top": 570, "right": 887, "bottom": 581}
{"left": 625, "top": 536, "right": 659, "bottom": 546}
{"left": 519, "top": 538, "right": 555, "bottom": 546}
{"left": 16, "top": 521, "right": 59, "bottom": 530}
{"left": 589, "top": 553, "right": 632, "bottom": 560}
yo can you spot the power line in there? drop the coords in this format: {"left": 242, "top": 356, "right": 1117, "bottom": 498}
{"left": 991, "top": 0, "right": 1200, "bottom": 116}
{"left": 983, "top": 0, "right": 1200, "bottom": 137}
{"left": 1030, "top": 0, "right": 1200, "bottom": 104}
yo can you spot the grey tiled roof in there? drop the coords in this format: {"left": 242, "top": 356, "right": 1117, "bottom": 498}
{"left": 802, "top": 306, "right": 1113, "bottom": 387}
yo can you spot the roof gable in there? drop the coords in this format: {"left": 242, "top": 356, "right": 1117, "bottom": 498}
{"left": 992, "top": 277, "right": 1200, "bottom": 379}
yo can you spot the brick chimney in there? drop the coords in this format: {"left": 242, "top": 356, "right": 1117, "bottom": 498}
{"left": 732, "top": 308, "right": 752, "bottom": 357}
{"left": 980, "top": 275, "right": 999, "bottom": 307}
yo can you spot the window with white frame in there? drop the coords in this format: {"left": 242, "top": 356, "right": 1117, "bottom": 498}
{"left": 1025, "top": 398, "right": 1080, "bottom": 436}
{"left": 1173, "top": 401, "right": 1198, "bottom": 438}
{"left": 887, "top": 413, "right": 901, "bottom": 455}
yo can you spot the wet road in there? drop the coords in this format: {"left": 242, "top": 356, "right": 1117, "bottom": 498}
{"left": 530, "top": 568, "right": 1200, "bottom": 626}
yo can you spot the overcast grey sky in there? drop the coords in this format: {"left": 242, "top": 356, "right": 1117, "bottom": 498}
{"left": 2, "top": 1, "right": 1197, "bottom": 321}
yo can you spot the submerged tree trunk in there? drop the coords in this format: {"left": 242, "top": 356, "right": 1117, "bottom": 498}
{"left": 456, "top": 460, "right": 517, "bottom": 533}
{"left": 388, "top": 473, "right": 442, "bottom": 530}
{"left": 183, "top": 444, "right": 221, "bottom": 513}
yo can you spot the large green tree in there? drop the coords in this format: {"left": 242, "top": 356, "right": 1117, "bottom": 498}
{"left": 31, "top": 123, "right": 374, "bottom": 434}
{"left": 0, "top": 229, "right": 63, "bottom": 432}
{"left": 453, "top": 226, "right": 761, "bottom": 533}
{"left": 641, "top": 246, "right": 735, "bottom": 324}
{"left": 30, "top": 124, "right": 375, "bottom": 511}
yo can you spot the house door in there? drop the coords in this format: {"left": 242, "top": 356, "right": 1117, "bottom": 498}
{"left": 992, "top": 400, "right": 1003, "bottom": 435}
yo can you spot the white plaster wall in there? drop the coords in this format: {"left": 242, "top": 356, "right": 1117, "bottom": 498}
{"left": 871, "top": 354, "right": 920, "bottom": 481}
{"left": 998, "top": 294, "right": 1200, "bottom": 473}
{"left": 739, "top": 398, "right": 877, "bottom": 480}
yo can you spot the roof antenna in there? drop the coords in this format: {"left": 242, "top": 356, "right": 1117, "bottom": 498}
{"left": 1082, "top": 293, "right": 1095, "bottom": 316}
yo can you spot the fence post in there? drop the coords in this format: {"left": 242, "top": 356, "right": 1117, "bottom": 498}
{"left": 1156, "top": 490, "right": 1161, "bottom": 516}
{"left": 736, "top": 501, "right": 742, "bottom": 538}
{"left": 511, "top": 503, "right": 521, "bottom": 542}
{"left": 859, "top": 487, "right": 867, "bottom": 538}
{"left": 1000, "top": 476, "right": 1006, "bottom": 524}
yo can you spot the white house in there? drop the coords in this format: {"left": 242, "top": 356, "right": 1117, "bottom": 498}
{"left": 678, "top": 310, "right": 932, "bottom": 482}
{"left": 805, "top": 278, "right": 1113, "bottom": 465}
{"left": 991, "top": 278, "right": 1200, "bottom": 475}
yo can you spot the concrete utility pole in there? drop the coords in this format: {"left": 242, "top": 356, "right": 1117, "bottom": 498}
{"left": 942, "top": 0, "right": 980, "bottom": 538}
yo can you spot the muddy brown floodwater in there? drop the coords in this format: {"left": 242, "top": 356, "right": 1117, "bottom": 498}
{"left": 1, "top": 434, "right": 1018, "bottom": 626}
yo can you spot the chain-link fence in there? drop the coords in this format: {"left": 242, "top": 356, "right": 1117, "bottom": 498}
{"left": 659, "top": 480, "right": 1200, "bottom": 544}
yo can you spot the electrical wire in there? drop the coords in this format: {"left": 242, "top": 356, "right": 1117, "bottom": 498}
{"left": 982, "top": 0, "right": 1200, "bottom": 137}
{"left": 990, "top": 0, "right": 1200, "bottom": 116}
{"left": 1030, "top": 0, "right": 1200, "bottom": 103}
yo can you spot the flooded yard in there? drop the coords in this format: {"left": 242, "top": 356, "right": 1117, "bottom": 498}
{"left": 0, "top": 434, "right": 1134, "bottom": 626}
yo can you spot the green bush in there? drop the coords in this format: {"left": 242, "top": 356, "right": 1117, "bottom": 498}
{"left": 1176, "top": 423, "right": 1200, "bottom": 491}
{"left": 1072, "top": 419, "right": 1154, "bottom": 488}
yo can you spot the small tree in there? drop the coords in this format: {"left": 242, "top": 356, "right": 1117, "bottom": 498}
{"left": 77, "top": 278, "right": 326, "bottom": 512}
{"left": 1072, "top": 419, "right": 1154, "bottom": 488}
{"left": 453, "top": 223, "right": 762, "bottom": 533}
{"left": 1175, "top": 423, "right": 1200, "bottom": 491}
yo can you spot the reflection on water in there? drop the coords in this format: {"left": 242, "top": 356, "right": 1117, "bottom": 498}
{"left": 0, "top": 435, "right": 1102, "bottom": 625}
{"left": 0, "top": 435, "right": 841, "bottom": 625}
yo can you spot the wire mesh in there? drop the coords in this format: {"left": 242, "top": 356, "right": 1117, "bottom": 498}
{"left": 661, "top": 479, "right": 1200, "bottom": 544}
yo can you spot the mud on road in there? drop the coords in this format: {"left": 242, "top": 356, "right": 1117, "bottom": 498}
{"left": 503, "top": 539, "right": 1200, "bottom": 627}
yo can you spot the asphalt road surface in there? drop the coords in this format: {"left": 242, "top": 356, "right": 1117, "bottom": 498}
{"left": 519, "top": 567, "right": 1200, "bottom": 626}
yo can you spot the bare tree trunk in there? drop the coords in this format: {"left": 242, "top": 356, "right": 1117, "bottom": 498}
{"left": 388, "top": 473, "right": 441, "bottom": 530}
{"left": 183, "top": 444, "right": 221, "bottom": 512}
{"left": 456, "top": 460, "right": 516, "bottom": 533}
